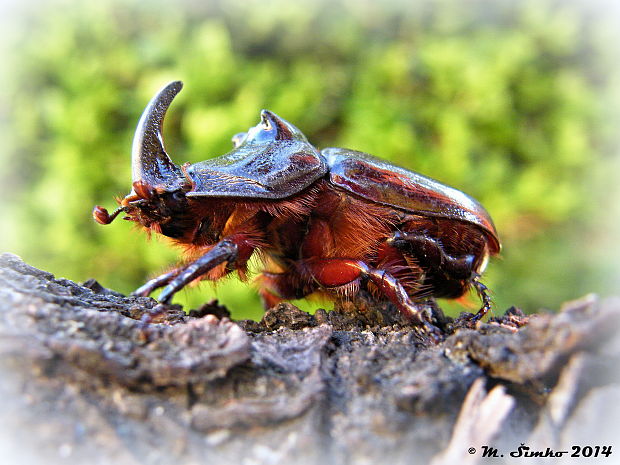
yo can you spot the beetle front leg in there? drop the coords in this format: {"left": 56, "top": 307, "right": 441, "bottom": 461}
{"left": 132, "top": 268, "right": 182, "bottom": 297}
{"left": 303, "top": 258, "right": 442, "bottom": 339}
{"left": 157, "top": 239, "right": 239, "bottom": 304}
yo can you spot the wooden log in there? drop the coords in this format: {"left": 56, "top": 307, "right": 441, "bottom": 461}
{"left": 0, "top": 253, "right": 618, "bottom": 465}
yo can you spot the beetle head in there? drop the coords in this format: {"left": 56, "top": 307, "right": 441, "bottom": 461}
{"left": 94, "top": 81, "right": 193, "bottom": 238}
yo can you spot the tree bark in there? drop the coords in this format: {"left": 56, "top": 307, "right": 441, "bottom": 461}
{"left": 0, "top": 252, "right": 618, "bottom": 465}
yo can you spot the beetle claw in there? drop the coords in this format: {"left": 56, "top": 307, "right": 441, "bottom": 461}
{"left": 422, "top": 321, "right": 444, "bottom": 344}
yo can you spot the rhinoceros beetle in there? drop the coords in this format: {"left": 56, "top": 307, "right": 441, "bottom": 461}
{"left": 93, "top": 81, "right": 500, "bottom": 336}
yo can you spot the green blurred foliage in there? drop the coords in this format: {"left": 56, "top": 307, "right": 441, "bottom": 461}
{"left": 1, "top": 0, "right": 619, "bottom": 319}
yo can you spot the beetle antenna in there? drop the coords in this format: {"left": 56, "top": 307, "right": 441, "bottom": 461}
{"left": 93, "top": 205, "right": 126, "bottom": 225}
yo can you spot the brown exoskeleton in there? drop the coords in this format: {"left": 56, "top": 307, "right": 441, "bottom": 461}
{"left": 94, "top": 81, "right": 501, "bottom": 337}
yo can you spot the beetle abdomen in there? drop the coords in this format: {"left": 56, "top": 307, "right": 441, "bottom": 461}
{"left": 323, "top": 148, "right": 500, "bottom": 254}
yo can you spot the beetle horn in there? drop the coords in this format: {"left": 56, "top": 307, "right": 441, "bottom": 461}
{"left": 131, "top": 81, "right": 184, "bottom": 191}
{"left": 231, "top": 132, "right": 247, "bottom": 148}
{"left": 259, "top": 110, "right": 308, "bottom": 142}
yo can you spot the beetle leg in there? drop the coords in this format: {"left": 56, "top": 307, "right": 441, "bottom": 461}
{"left": 388, "top": 231, "right": 475, "bottom": 279}
{"left": 388, "top": 231, "right": 491, "bottom": 321}
{"left": 388, "top": 231, "right": 493, "bottom": 319}
{"left": 256, "top": 271, "right": 316, "bottom": 309}
{"left": 469, "top": 274, "right": 492, "bottom": 322}
{"left": 157, "top": 239, "right": 239, "bottom": 304}
{"left": 258, "top": 288, "right": 283, "bottom": 310}
{"left": 256, "top": 272, "right": 287, "bottom": 309}
{"left": 132, "top": 267, "right": 182, "bottom": 297}
{"left": 303, "top": 259, "right": 442, "bottom": 339}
